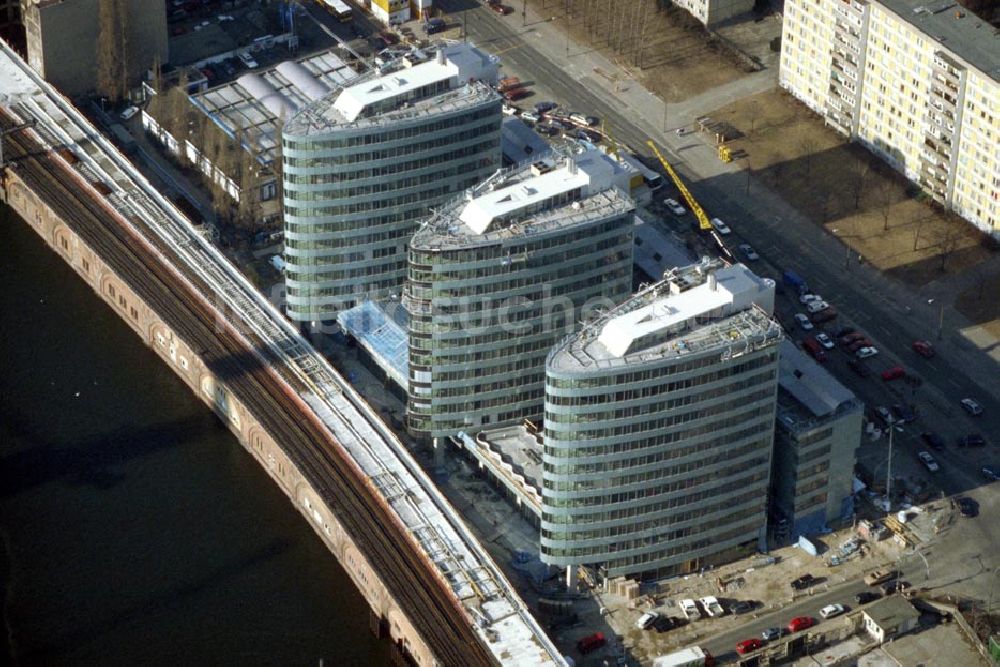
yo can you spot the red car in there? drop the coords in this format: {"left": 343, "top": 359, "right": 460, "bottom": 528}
{"left": 881, "top": 366, "right": 906, "bottom": 382}
{"left": 736, "top": 638, "right": 763, "bottom": 655}
{"left": 576, "top": 631, "right": 606, "bottom": 654}
{"left": 489, "top": 2, "right": 512, "bottom": 14}
{"left": 787, "top": 616, "right": 815, "bottom": 633}
{"left": 912, "top": 340, "right": 935, "bottom": 358}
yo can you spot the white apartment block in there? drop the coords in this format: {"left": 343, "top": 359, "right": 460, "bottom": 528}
{"left": 780, "top": 0, "right": 999, "bottom": 235}
{"left": 674, "top": 0, "right": 754, "bottom": 25}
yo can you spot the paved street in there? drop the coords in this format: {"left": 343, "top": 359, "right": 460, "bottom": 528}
{"left": 443, "top": 0, "right": 1000, "bottom": 649}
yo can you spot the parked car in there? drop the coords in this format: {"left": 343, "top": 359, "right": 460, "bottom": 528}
{"left": 957, "top": 497, "right": 978, "bottom": 518}
{"left": 865, "top": 569, "right": 899, "bottom": 586}
{"left": 786, "top": 616, "right": 815, "bottom": 633}
{"left": 800, "top": 292, "right": 823, "bottom": 305}
{"left": 848, "top": 359, "right": 871, "bottom": 377}
{"left": 503, "top": 87, "right": 528, "bottom": 101}
{"left": 912, "top": 340, "right": 935, "bottom": 358}
{"left": 730, "top": 600, "right": 754, "bottom": 615}
{"left": 794, "top": 313, "right": 814, "bottom": 331}
{"left": 983, "top": 465, "right": 1000, "bottom": 481}
{"left": 663, "top": 198, "right": 687, "bottom": 216}
{"left": 961, "top": 398, "right": 983, "bottom": 416}
{"left": 810, "top": 307, "right": 838, "bottom": 324}
{"left": 710, "top": 217, "right": 731, "bottom": 235}
{"left": 836, "top": 326, "right": 856, "bottom": 338}
{"left": 120, "top": 106, "right": 139, "bottom": 121}
{"left": 958, "top": 433, "right": 986, "bottom": 448}
{"left": 568, "top": 111, "right": 597, "bottom": 126}
{"left": 815, "top": 333, "right": 835, "bottom": 349}
{"left": 856, "top": 346, "right": 879, "bottom": 359}
{"left": 881, "top": 366, "right": 906, "bottom": 382}
{"left": 806, "top": 299, "right": 831, "bottom": 314}
{"left": 840, "top": 331, "right": 867, "bottom": 346}
{"left": 819, "top": 603, "right": 846, "bottom": 619}
{"left": 574, "top": 128, "right": 602, "bottom": 142}
{"left": 534, "top": 100, "right": 558, "bottom": 113}
{"left": 875, "top": 406, "right": 896, "bottom": 424}
{"left": 790, "top": 574, "right": 815, "bottom": 590}
{"left": 489, "top": 2, "right": 512, "bottom": 14}
{"left": 576, "top": 631, "right": 606, "bottom": 654}
{"left": 891, "top": 404, "right": 915, "bottom": 423}
{"left": 761, "top": 627, "right": 782, "bottom": 641}
{"left": 881, "top": 580, "right": 910, "bottom": 595}
{"left": 422, "top": 17, "right": 446, "bottom": 33}
{"left": 501, "top": 104, "right": 518, "bottom": 116}
{"left": 736, "top": 638, "right": 763, "bottom": 655}
{"left": 237, "top": 50, "right": 259, "bottom": 68}
{"left": 855, "top": 591, "right": 880, "bottom": 605}
{"left": 921, "top": 431, "right": 945, "bottom": 450}
{"left": 679, "top": 598, "right": 701, "bottom": 620}
{"left": 520, "top": 110, "right": 541, "bottom": 124}
{"left": 636, "top": 610, "right": 659, "bottom": 630}
{"left": 918, "top": 451, "right": 939, "bottom": 472}
{"left": 848, "top": 338, "right": 874, "bottom": 352}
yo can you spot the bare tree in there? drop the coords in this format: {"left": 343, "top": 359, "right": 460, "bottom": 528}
{"left": 849, "top": 157, "right": 870, "bottom": 210}
{"left": 798, "top": 137, "right": 818, "bottom": 181}
{"left": 96, "top": 0, "right": 128, "bottom": 102}
{"left": 936, "top": 225, "right": 964, "bottom": 272}
{"left": 747, "top": 100, "right": 761, "bottom": 135}
{"left": 877, "top": 179, "right": 894, "bottom": 231}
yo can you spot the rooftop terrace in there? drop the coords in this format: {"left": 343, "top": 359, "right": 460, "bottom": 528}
{"left": 285, "top": 42, "right": 500, "bottom": 135}
{"left": 549, "top": 259, "right": 782, "bottom": 372}
{"left": 411, "top": 147, "right": 635, "bottom": 251}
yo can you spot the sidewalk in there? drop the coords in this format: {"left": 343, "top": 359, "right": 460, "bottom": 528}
{"left": 490, "top": 4, "right": 1000, "bottom": 405}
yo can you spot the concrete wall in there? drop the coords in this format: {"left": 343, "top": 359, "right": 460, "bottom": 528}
{"left": 2, "top": 171, "right": 436, "bottom": 666}
{"left": 24, "top": 0, "right": 168, "bottom": 96}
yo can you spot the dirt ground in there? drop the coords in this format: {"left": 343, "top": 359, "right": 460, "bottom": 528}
{"left": 709, "top": 89, "right": 996, "bottom": 288}
{"left": 525, "top": 0, "right": 755, "bottom": 102}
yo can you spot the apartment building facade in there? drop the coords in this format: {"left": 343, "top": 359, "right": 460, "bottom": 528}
{"left": 405, "top": 149, "right": 635, "bottom": 443}
{"left": 541, "top": 260, "right": 783, "bottom": 579}
{"left": 282, "top": 44, "right": 502, "bottom": 322}
{"left": 780, "top": 0, "right": 999, "bottom": 234}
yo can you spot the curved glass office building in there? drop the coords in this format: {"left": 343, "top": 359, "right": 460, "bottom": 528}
{"left": 282, "top": 44, "right": 503, "bottom": 322}
{"left": 405, "top": 149, "right": 636, "bottom": 443}
{"left": 542, "top": 260, "right": 783, "bottom": 579}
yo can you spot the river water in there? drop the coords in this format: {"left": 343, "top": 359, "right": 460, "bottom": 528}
{"left": 0, "top": 205, "right": 384, "bottom": 666}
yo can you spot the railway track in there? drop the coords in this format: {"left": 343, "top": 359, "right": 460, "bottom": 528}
{"left": 4, "top": 127, "right": 496, "bottom": 667}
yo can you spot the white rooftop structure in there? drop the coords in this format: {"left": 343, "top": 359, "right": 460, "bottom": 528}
{"left": 293, "top": 42, "right": 500, "bottom": 130}
{"left": 189, "top": 48, "right": 358, "bottom": 165}
{"left": 598, "top": 262, "right": 776, "bottom": 357}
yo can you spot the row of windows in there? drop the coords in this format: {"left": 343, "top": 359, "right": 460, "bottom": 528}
{"left": 284, "top": 104, "right": 497, "bottom": 154}
{"left": 285, "top": 123, "right": 499, "bottom": 170}
{"left": 545, "top": 451, "right": 770, "bottom": 494}
{"left": 285, "top": 159, "right": 480, "bottom": 202}
{"left": 541, "top": 507, "right": 761, "bottom": 560}
{"left": 543, "top": 405, "right": 774, "bottom": 459}
{"left": 543, "top": 501, "right": 761, "bottom": 544}
{"left": 285, "top": 225, "right": 411, "bottom": 250}
{"left": 546, "top": 350, "right": 778, "bottom": 390}
{"left": 286, "top": 259, "right": 407, "bottom": 281}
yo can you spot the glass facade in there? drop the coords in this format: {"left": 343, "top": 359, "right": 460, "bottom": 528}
{"left": 282, "top": 92, "right": 502, "bottom": 321}
{"left": 541, "top": 299, "right": 781, "bottom": 579}
{"left": 405, "top": 196, "right": 634, "bottom": 443}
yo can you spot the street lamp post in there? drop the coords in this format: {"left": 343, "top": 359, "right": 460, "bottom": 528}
{"left": 885, "top": 425, "right": 894, "bottom": 513}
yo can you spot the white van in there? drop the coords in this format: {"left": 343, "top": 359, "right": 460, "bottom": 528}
{"left": 269, "top": 254, "right": 286, "bottom": 272}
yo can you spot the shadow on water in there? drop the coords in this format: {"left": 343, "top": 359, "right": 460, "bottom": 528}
{"left": 21, "top": 537, "right": 296, "bottom": 664}
{"left": 0, "top": 414, "right": 222, "bottom": 499}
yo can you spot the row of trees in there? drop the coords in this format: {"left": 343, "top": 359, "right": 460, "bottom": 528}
{"left": 536, "top": 0, "right": 668, "bottom": 69}
{"left": 146, "top": 70, "right": 273, "bottom": 232}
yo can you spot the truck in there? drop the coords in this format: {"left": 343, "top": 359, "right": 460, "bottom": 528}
{"left": 576, "top": 631, "right": 606, "bottom": 654}
{"left": 497, "top": 76, "right": 520, "bottom": 92}
{"left": 864, "top": 569, "right": 899, "bottom": 586}
{"left": 699, "top": 596, "right": 724, "bottom": 618}
{"left": 782, "top": 269, "right": 809, "bottom": 295}
{"left": 679, "top": 598, "right": 701, "bottom": 620}
{"left": 653, "top": 646, "right": 715, "bottom": 667}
